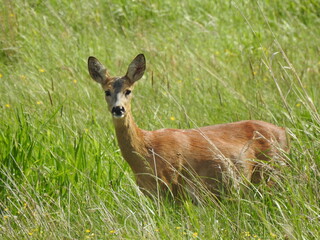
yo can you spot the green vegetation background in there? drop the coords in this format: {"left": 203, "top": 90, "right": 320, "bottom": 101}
{"left": 0, "top": 0, "right": 319, "bottom": 239}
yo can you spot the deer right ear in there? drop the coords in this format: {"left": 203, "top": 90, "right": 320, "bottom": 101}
{"left": 126, "top": 54, "right": 146, "bottom": 84}
{"left": 88, "top": 56, "right": 108, "bottom": 84}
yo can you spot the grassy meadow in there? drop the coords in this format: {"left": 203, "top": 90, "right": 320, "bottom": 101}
{"left": 1, "top": 0, "right": 320, "bottom": 239}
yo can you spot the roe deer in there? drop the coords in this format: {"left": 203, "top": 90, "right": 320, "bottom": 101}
{"left": 88, "top": 54, "right": 289, "bottom": 199}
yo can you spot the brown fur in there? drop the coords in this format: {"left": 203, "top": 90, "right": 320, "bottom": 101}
{"left": 88, "top": 54, "right": 289, "bottom": 199}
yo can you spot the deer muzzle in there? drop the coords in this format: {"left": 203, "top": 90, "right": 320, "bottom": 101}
{"left": 112, "top": 106, "right": 125, "bottom": 118}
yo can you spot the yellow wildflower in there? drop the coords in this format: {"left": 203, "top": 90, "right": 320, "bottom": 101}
{"left": 192, "top": 232, "right": 198, "bottom": 237}
{"left": 296, "top": 103, "right": 301, "bottom": 107}
{"left": 270, "top": 233, "right": 277, "bottom": 238}
{"left": 0, "top": 73, "right": 3, "bottom": 78}
{"left": 36, "top": 101, "right": 43, "bottom": 105}
{"left": 39, "top": 68, "right": 45, "bottom": 73}
{"left": 73, "top": 79, "right": 77, "bottom": 84}
{"left": 5, "top": 104, "right": 11, "bottom": 108}
{"left": 109, "top": 230, "right": 115, "bottom": 234}
{"left": 176, "top": 227, "right": 181, "bottom": 230}
{"left": 170, "top": 116, "right": 175, "bottom": 121}
{"left": 85, "top": 229, "right": 91, "bottom": 233}
{"left": 225, "top": 49, "right": 236, "bottom": 56}
{"left": 244, "top": 231, "right": 251, "bottom": 237}
{"left": 3, "top": 215, "right": 9, "bottom": 220}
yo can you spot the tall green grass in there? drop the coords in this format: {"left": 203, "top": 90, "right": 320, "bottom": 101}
{"left": 1, "top": 0, "right": 319, "bottom": 239}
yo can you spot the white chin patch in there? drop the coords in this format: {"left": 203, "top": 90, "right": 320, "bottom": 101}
{"left": 112, "top": 114, "right": 125, "bottom": 119}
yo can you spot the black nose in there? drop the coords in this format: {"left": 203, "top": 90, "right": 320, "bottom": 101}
{"left": 112, "top": 106, "right": 125, "bottom": 117}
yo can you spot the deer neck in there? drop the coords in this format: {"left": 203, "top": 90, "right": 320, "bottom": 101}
{"left": 112, "top": 110, "right": 149, "bottom": 172}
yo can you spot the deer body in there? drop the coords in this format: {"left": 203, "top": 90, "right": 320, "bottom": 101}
{"left": 88, "top": 54, "right": 288, "bottom": 198}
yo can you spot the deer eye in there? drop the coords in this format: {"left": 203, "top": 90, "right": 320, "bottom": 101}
{"left": 105, "top": 90, "right": 111, "bottom": 96}
{"left": 125, "top": 90, "right": 131, "bottom": 96}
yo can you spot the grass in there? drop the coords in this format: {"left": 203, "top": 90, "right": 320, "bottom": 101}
{"left": 1, "top": 0, "right": 320, "bottom": 239}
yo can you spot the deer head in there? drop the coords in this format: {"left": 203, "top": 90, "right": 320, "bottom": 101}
{"left": 88, "top": 54, "right": 146, "bottom": 118}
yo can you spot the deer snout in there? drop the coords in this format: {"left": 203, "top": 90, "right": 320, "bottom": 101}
{"left": 112, "top": 106, "right": 125, "bottom": 118}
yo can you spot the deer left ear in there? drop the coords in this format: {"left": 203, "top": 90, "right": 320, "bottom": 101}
{"left": 126, "top": 54, "right": 146, "bottom": 84}
{"left": 88, "top": 56, "right": 108, "bottom": 85}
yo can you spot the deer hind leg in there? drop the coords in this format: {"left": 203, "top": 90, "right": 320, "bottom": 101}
{"left": 251, "top": 130, "right": 289, "bottom": 186}
{"left": 251, "top": 146, "right": 282, "bottom": 185}
{"left": 239, "top": 145, "right": 277, "bottom": 185}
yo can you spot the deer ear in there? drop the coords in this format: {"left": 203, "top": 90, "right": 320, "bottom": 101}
{"left": 88, "top": 56, "right": 108, "bottom": 84}
{"left": 126, "top": 54, "right": 146, "bottom": 84}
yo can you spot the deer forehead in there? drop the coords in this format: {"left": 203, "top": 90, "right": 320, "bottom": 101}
{"left": 103, "top": 77, "right": 132, "bottom": 93}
